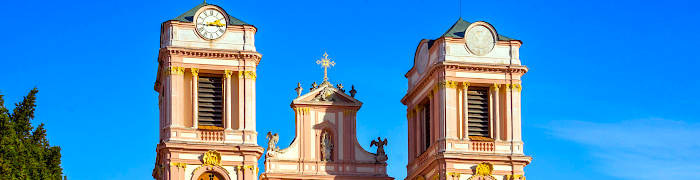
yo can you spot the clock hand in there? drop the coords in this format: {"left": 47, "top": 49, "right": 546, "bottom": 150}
{"left": 205, "top": 20, "right": 225, "bottom": 27}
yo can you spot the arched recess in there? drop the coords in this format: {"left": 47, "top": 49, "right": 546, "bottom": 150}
{"left": 313, "top": 119, "right": 337, "bottom": 162}
{"left": 319, "top": 128, "right": 335, "bottom": 162}
{"left": 191, "top": 166, "right": 231, "bottom": 180}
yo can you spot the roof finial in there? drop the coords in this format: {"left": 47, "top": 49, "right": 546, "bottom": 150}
{"left": 316, "top": 51, "right": 335, "bottom": 83}
{"left": 295, "top": 82, "right": 303, "bottom": 97}
{"left": 349, "top": 85, "right": 357, "bottom": 97}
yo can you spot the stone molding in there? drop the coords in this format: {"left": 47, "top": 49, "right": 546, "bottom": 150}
{"left": 238, "top": 71, "right": 257, "bottom": 80}
{"left": 161, "top": 47, "right": 262, "bottom": 64}
{"left": 403, "top": 62, "right": 527, "bottom": 105}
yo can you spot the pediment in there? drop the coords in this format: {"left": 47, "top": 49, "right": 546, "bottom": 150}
{"left": 292, "top": 82, "right": 362, "bottom": 107}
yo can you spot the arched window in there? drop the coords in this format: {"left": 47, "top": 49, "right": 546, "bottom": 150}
{"left": 198, "top": 171, "right": 223, "bottom": 180}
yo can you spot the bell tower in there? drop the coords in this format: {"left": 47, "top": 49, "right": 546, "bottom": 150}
{"left": 152, "top": 2, "right": 263, "bottom": 180}
{"left": 403, "top": 18, "right": 532, "bottom": 180}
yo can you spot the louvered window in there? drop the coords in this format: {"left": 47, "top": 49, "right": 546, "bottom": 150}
{"left": 198, "top": 75, "right": 223, "bottom": 128}
{"left": 467, "top": 88, "right": 489, "bottom": 137}
{"left": 423, "top": 102, "right": 431, "bottom": 151}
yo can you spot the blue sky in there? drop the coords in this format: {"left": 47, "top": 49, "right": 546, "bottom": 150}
{"left": 1, "top": 0, "right": 699, "bottom": 179}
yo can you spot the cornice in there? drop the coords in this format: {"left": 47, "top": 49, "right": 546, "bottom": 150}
{"left": 401, "top": 62, "right": 527, "bottom": 105}
{"left": 442, "top": 62, "right": 528, "bottom": 74}
{"left": 160, "top": 47, "right": 262, "bottom": 65}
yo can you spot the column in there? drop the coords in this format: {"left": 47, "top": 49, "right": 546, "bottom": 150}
{"left": 503, "top": 84, "right": 513, "bottom": 142}
{"left": 224, "top": 70, "right": 233, "bottom": 130}
{"left": 236, "top": 165, "right": 244, "bottom": 180}
{"left": 461, "top": 82, "right": 469, "bottom": 139}
{"left": 444, "top": 81, "right": 458, "bottom": 138}
{"left": 167, "top": 67, "right": 185, "bottom": 128}
{"left": 512, "top": 84, "right": 523, "bottom": 142}
{"left": 491, "top": 84, "right": 501, "bottom": 141}
{"left": 438, "top": 83, "right": 446, "bottom": 141}
{"left": 236, "top": 71, "right": 246, "bottom": 130}
{"left": 191, "top": 68, "right": 199, "bottom": 128}
{"left": 244, "top": 70, "right": 257, "bottom": 131}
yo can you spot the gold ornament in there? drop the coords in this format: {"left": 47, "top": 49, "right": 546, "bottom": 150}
{"left": 202, "top": 150, "right": 222, "bottom": 166}
{"left": 475, "top": 162, "right": 493, "bottom": 176}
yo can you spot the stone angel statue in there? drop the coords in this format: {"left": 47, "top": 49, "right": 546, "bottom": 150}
{"left": 266, "top": 131, "right": 280, "bottom": 153}
{"left": 371, "top": 137, "right": 388, "bottom": 163}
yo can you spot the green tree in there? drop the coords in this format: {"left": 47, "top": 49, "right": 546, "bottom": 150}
{"left": 0, "top": 88, "right": 64, "bottom": 179}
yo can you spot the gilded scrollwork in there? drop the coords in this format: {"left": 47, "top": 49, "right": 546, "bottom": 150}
{"left": 224, "top": 70, "right": 233, "bottom": 79}
{"left": 170, "top": 162, "right": 187, "bottom": 168}
{"left": 466, "top": 162, "right": 496, "bottom": 180}
{"left": 512, "top": 84, "right": 522, "bottom": 92}
{"left": 461, "top": 81, "right": 471, "bottom": 89}
{"left": 202, "top": 150, "right": 222, "bottom": 166}
{"left": 506, "top": 174, "right": 526, "bottom": 180}
{"left": 447, "top": 172, "right": 461, "bottom": 179}
{"left": 237, "top": 71, "right": 257, "bottom": 80}
{"left": 190, "top": 68, "right": 199, "bottom": 77}
{"left": 165, "top": 66, "right": 185, "bottom": 75}
{"left": 491, "top": 83, "right": 500, "bottom": 91}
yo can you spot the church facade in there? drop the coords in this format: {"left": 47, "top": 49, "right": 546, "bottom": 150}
{"left": 152, "top": 2, "right": 530, "bottom": 180}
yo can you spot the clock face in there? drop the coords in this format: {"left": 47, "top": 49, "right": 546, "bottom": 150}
{"left": 465, "top": 25, "right": 495, "bottom": 56}
{"left": 195, "top": 9, "right": 227, "bottom": 40}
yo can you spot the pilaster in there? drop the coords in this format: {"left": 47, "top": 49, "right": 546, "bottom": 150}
{"left": 512, "top": 84, "right": 523, "bottom": 142}
{"left": 502, "top": 84, "right": 513, "bottom": 142}
{"left": 166, "top": 66, "right": 185, "bottom": 128}
{"left": 491, "top": 84, "right": 501, "bottom": 141}
{"left": 191, "top": 68, "right": 199, "bottom": 128}
{"left": 443, "top": 80, "right": 459, "bottom": 139}
{"left": 240, "top": 71, "right": 257, "bottom": 131}
{"left": 461, "top": 82, "right": 470, "bottom": 139}
{"left": 224, "top": 70, "right": 233, "bottom": 130}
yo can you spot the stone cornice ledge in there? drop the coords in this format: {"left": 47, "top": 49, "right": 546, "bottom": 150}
{"left": 401, "top": 62, "right": 528, "bottom": 105}
{"left": 161, "top": 47, "right": 262, "bottom": 65}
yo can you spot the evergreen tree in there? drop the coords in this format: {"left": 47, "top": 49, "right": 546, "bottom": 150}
{"left": 0, "top": 88, "right": 64, "bottom": 179}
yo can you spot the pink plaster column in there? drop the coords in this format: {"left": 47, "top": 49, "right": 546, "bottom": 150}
{"left": 445, "top": 82, "right": 458, "bottom": 139}
{"left": 491, "top": 84, "right": 501, "bottom": 141}
{"left": 244, "top": 71, "right": 256, "bottom": 131}
{"left": 236, "top": 72, "right": 245, "bottom": 130}
{"left": 437, "top": 83, "right": 446, "bottom": 141}
{"left": 512, "top": 84, "right": 522, "bottom": 142}
{"left": 191, "top": 68, "right": 199, "bottom": 128}
{"left": 224, "top": 70, "right": 233, "bottom": 130}
{"left": 168, "top": 164, "right": 177, "bottom": 180}
{"left": 237, "top": 166, "right": 244, "bottom": 180}
{"left": 461, "top": 82, "right": 469, "bottom": 139}
{"left": 167, "top": 67, "right": 185, "bottom": 128}
{"left": 503, "top": 84, "right": 513, "bottom": 142}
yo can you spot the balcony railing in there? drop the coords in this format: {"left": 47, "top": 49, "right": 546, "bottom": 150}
{"left": 470, "top": 141, "right": 494, "bottom": 152}
{"left": 198, "top": 130, "right": 224, "bottom": 142}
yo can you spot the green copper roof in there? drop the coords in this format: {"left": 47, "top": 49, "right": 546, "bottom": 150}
{"left": 441, "top": 18, "right": 515, "bottom": 41}
{"left": 171, "top": 2, "right": 249, "bottom": 25}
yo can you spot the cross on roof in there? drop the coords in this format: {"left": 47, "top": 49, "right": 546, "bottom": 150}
{"left": 316, "top": 52, "right": 335, "bottom": 82}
